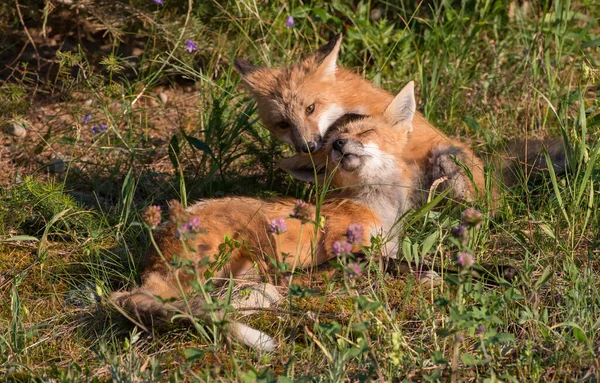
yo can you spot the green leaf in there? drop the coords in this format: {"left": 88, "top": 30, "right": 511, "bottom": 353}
{"left": 461, "top": 353, "right": 479, "bottom": 366}
{"left": 168, "top": 134, "right": 180, "bottom": 170}
{"left": 581, "top": 39, "right": 600, "bottom": 48}
{"left": 2, "top": 235, "right": 39, "bottom": 242}
{"left": 185, "top": 134, "right": 214, "bottom": 158}
{"left": 184, "top": 348, "right": 204, "bottom": 361}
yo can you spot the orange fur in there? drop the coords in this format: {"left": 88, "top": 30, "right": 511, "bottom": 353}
{"left": 235, "top": 34, "right": 487, "bottom": 205}
{"left": 111, "top": 83, "right": 422, "bottom": 350}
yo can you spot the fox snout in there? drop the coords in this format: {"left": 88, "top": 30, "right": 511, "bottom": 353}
{"left": 295, "top": 134, "right": 322, "bottom": 153}
{"left": 332, "top": 138, "right": 363, "bottom": 171}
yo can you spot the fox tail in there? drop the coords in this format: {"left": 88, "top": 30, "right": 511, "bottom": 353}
{"left": 110, "top": 283, "right": 281, "bottom": 351}
{"left": 498, "top": 138, "right": 568, "bottom": 187}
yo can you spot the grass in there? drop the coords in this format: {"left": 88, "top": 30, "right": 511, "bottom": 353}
{"left": 1, "top": 0, "right": 599, "bottom": 381}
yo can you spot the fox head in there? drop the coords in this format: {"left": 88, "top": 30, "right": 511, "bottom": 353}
{"left": 280, "top": 82, "right": 416, "bottom": 190}
{"left": 234, "top": 34, "right": 347, "bottom": 154}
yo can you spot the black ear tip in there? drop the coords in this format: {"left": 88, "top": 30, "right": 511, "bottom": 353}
{"left": 233, "top": 58, "right": 258, "bottom": 76}
{"left": 317, "top": 32, "right": 343, "bottom": 57}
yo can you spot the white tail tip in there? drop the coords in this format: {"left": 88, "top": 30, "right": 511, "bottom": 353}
{"left": 231, "top": 322, "right": 277, "bottom": 352}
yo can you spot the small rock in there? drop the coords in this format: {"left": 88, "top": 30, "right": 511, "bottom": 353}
{"left": 83, "top": 99, "right": 93, "bottom": 107}
{"left": 184, "top": 86, "right": 193, "bottom": 93}
{"left": 370, "top": 8, "right": 383, "bottom": 21}
{"left": 6, "top": 121, "right": 27, "bottom": 138}
{"left": 158, "top": 92, "right": 169, "bottom": 104}
{"left": 48, "top": 158, "right": 66, "bottom": 174}
{"left": 419, "top": 270, "right": 442, "bottom": 288}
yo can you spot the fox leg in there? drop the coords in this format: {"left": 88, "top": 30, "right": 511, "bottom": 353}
{"left": 428, "top": 145, "right": 485, "bottom": 203}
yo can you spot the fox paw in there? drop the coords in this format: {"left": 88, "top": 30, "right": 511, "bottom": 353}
{"left": 429, "top": 147, "right": 475, "bottom": 202}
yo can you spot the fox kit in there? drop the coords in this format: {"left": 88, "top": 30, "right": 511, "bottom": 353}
{"left": 112, "top": 82, "right": 419, "bottom": 351}
{"left": 235, "top": 34, "right": 487, "bottom": 204}
{"left": 235, "top": 34, "right": 567, "bottom": 205}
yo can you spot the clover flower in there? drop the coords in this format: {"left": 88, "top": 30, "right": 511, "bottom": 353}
{"left": 455, "top": 252, "right": 474, "bottom": 267}
{"left": 269, "top": 218, "right": 287, "bottom": 234}
{"left": 168, "top": 199, "right": 187, "bottom": 224}
{"left": 332, "top": 240, "right": 352, "bottom": 257}
{"left": 83, "top": 114, "right": 92, "bottom": 125}
{"left": 346, "top": 223, "right": 364, "bottom": 244}
{"left": 142, "top": 205, "right": 161, "bottom": 229}
{"left": 175, "top": 216, "right": 202, "bottom": 239}
{"left": 345, "top": 262, "right": 362, "bottom": 278}
{"left": 285, "top": 16, "right": 294, "bottom": 28}
{"left": 153, "top": 0, "right": 163, "bottom": 5}
{"left": 462, "top": 208, "right": 483, "bottom": 228}
{"left": 185, "top": 40, "right": 197, "bottom": 53}
{"left": 292, "top": 199, "right": 311, "bottom": 221}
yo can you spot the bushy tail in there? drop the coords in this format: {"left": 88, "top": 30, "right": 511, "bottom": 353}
{"left": 498, "top": 138, "right": 567, "bottom": 187}
{"left": 110, "top": 283, "right": 281, "bottom": 351}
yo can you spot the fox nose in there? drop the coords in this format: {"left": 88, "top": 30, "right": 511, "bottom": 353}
{"left": 333, "top": 139, "right": 347, "bottom": 153}
{"left": 299, "top": 141, "right": 319, "bottom": 153}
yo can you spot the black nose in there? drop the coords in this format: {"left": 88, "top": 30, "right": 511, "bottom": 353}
{"left": 333, "top": 139, "right": 347, "bottom": 153}
{"left": 300, "top": 141, "right": 318, "bottom": 153}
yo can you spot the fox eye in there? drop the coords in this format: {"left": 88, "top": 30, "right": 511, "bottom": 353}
{"left": 305, "top": 103, "right": 315, "bottom": 116}
{"left": 277, "top": 121, "right": 291, "bottom": 130}
{"left": 358, "top": 129, "right": 375, "bottom": 136}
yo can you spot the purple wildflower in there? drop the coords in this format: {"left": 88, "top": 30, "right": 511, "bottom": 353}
{"left": 462, "top": 208, "right": 483, "bottom": 228}
{"left": 142, "top": 205, "right": 161, "bottom": 229}
{"left": 475, "top": 324, "right": 487, "bottom": 335}
{"left": 292, "top": 199, "right": 311, "bottom": 221}
{"left": 451, "top": 224, "right": 466, "bottom": 238}
{"left": 187, "top": 216, "right": 201, "bottom": 232}
{"left": 345, "top": 262, "right": 362, "bottom": 278}
{"left": 455, "top": 334, "right": 464, "bottom": 342}
{"left": 268, "top": 218, "right": 287, "bottom": 235}
{"left": 285, "top": 16, "right": 294, "bottom": 28}
{"left": 92, "top": 124, "right": 107, "bottom": 134}
{"left": 455, "top": 252, "right": 474, "bottom": 267}
{"left": 332, "top": 240, "right": 352, "bottom": 257}
{"left": 185, "top": 40, "right": 197, "bottom": 53}
{"left": 83, "top": 114, "right": 92, "bottom": 125}
{"left": 175, "top": 225, "right": 187, "bottom": 239}
{"left": 153, "top": 0, "right": 163, "bottom": 5}
{"left": 168, "top": 199, "right": 187, "bottom": 224}
{"left": 175, "top": 217, "right": 203, "bottom": 239}
{"left": 346, "top": 223, "right": 364, "bottom": 244}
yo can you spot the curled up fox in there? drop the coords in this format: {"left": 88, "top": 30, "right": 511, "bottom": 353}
{"left": 112, "top": 82, "right": 427, "bottom": 351}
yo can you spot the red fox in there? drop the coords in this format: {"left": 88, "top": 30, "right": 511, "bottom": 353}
{"left": 235, "top": 34, "right": 567, "bottom": 205}
{"left": 111, "top": 82, "right": 420, "bottom": 351}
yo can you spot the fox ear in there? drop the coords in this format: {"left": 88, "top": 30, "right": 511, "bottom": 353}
{"left": 314, "top": 34, "right": 342, "bottom": 80}
{"left": 234, "top": 58, "right": 276, "bottom": 96}
{"left": 234, "top": 58, "right": 260, "bottom": 77}
{"left": 383, "top": 81, "right": 416, "bottom": 131}
{"left": 280, "top": 155, "right": 327, "bottom": 183}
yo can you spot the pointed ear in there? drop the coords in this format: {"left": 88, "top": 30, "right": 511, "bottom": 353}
{"left": 280, "top": 154, "right": 327, "bottom": 183}
{"left": 383, "top": 81, "right": 416, "bottom": 131}
{"left": 314, "top": 34, "right": 342, "bottom": 80}
{"left": 234, "top": 58, "right": 260, "bottom": 77}
{"left": 234, "top": 58, "right": 276, "bottom": 96}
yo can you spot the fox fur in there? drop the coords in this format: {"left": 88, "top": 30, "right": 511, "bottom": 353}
{"left": 110, "top": 82, "right": 423, "bottom": 350}
{"left": 235, "top": 34, "right": 567, "bottom": 206}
